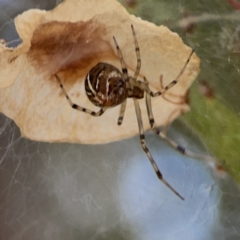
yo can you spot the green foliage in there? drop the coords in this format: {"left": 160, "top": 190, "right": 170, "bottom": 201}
{"left": 183, "top": 83, "right": 240, "bottom": 183}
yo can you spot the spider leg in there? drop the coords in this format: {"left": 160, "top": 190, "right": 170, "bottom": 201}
{"left": 56, "top": 74, "right": 106, "bottom": 116}
{"left": 144, "top": 91, "right": 218, "bottom": 165}
{"left": 113, "top": 26, "right": 143, "bottom": 124}
{"left": 139, "top": 49, "right": 195, "bottom": 97}
{"left": 156, "top": 129, "right": 218, "bottom": 164}
{"left": 112, "top": 36, "right": 132, "bottom": 88}
{"left": 157, "top": 111, "right": 219, "bottom": 164}
{"left": 133, "top": 98, "right": 184, "bottom": 200}
{"left": 118, "top": 100, "right": 127, "bottom": 125}
{"left": 159, "top": 74, "right": 186, "bottom": 104}
{"left": 131, "top": 24, "right": 141, "bottom": 80}
{"left": 143, "top": 77, "right": 155, "bottom": 128}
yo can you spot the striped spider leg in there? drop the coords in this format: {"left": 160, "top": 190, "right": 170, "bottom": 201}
{"left": 116, "top": 25, "right": 141, "bottom": 125}
{"left": 56, "top": 74, "right": 107, "bottom": 116}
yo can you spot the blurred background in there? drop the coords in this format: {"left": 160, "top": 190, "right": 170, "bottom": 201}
{"left": 0, "top": 0, "right": 240, "bottom": 239}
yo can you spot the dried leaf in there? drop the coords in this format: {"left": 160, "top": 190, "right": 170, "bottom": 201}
{"left": 0, "top": 0, "right": 200, "bottom": 144}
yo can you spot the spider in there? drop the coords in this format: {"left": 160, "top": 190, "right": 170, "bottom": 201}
{"left": 55, "top": 25, "right": 207, "bottom": 200}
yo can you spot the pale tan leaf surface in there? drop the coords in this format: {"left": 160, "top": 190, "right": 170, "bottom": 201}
{"left": 0, "top": 0, "right": 200, "bottom": 143}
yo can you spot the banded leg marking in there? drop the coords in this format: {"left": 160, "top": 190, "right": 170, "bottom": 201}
{"left": 143, "top": 77, "right": 155, "bottom": 128}
{"left": 156, "top": 129, "right": 217, "bottom": 164}
{"left": 112, "top": 36, "right": 129, "bottom": 82}
{"left": 131, "top": 24, "right": 141, "bottom": 81}
{"left": 118, "top": 100, "right": 127, "bottom": 125}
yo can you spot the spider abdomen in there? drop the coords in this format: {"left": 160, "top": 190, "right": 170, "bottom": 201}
{"left": 85, "top": 62, "right": 128, "bottom": 107}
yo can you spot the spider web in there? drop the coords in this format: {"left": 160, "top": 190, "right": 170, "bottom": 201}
{"left": 0, "top": 0, "right": 240, "bottom": 240}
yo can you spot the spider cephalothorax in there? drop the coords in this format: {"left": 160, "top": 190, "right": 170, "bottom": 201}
{"left": 56, "top": 25, "right": 195, "bottom": 200}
